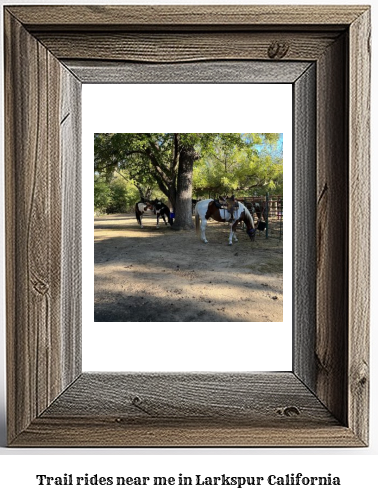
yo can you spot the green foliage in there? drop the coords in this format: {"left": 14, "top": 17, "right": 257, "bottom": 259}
{"left": 94, "top": 173, "right": 140, "bottom": 214}
{"left": 193, "top": 133, "right": 283, "bottom": 198}
{"left": 94, "top": 133, "right": 283, "bottom": 213}
{"left": 94, "top": 175, "right": 111, "bottom": 214}
{"left": 95, "top": 133, "right": 174, "bottom": 185}
{"left": 107, "top": 176, "right": 140, "bottom": 214}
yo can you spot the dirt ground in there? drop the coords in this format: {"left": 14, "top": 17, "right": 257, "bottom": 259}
{"left": 94, "top": 213, "right": 283, "bottom": 322}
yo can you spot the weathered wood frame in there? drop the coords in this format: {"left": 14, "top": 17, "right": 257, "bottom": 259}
{"left": 4, "top": 5, "right": 370, "bottom": 447}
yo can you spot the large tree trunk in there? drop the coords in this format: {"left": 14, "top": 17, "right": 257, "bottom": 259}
{"left": 166, "top": 133, "right": 179, "bottom": 210}
{"left": 168, "top": 183, "right": 177, "bottom": 211}
{"left": 173, "top": 146, "right": 198, "bottom": 230}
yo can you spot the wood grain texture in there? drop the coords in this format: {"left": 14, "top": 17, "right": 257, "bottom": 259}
{"left": 7, "top": 5, "right": 367, "bottom": 30}
{"left": 4, "top": 4, "right": 370, "bottom": 447}
{"left": 5, "top": 12, "right": 62, "bottom": 442}
{"left": 293, "top": 65, "right": 317, "bottom": 390}
{"left": 316, "top": 34, "right": 349, "bottom": 426}
{"left": 4, "top": 11, "right": 81, "bottom": 444}
{"left": 60, "top": 69, "right": 82, "bottom": 389}
{"left": 11, "top": 419, "right": 363, "bottom": 448}
{"left": 35, "top": 31, "right": 339, "bottom": 63}
{"left": 65, "top": 60, "right": 312, "bottom": 84}
{"left": 11, "top": 373, "right": 363, "bottom": 447}
{"left": 42, "top": 373, "right": 336, "bottom": 422}
{"left": 348, "top": 9, "right": 371, "bottom": 445}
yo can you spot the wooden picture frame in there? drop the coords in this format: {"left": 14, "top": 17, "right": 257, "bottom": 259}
{"left": 4, "top": 5, "right": 370, "bottom": 447}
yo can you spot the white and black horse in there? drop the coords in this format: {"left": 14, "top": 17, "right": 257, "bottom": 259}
{"left": 135, "top": 199, "right": 154, "bottom": 228}
{"left": 152, "top": 199, "right": 173, "bottom": 228}
{"left": 195, "top": 198, "right": 256, "bottom": 245}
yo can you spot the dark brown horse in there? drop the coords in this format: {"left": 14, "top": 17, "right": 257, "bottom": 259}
{"left": 195, "top": 198, "right": 256, "bottom": 245}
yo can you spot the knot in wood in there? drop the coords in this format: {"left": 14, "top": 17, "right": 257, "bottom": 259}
{"left": 131, "top": 395, "right": 152, "bottom": 415}
{"left": 33, "top": 279, "right": 49, "bottom": 295}
{"left": 131, "top": 395, "right": 142, "bottom": 406}
{"left": 268, "top": 41, "right": 289, "bottom": 59}
{"left": 277, "top": 406, "right": 300, "bottom": 417}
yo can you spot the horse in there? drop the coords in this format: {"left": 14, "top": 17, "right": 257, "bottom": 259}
{"left": 152, "top": 199, "right": 173, "bottom": 228}
{"left": 135, "top": 199, "right": 154, "bottom": 228}
{"left": 252, "top": 201, "right": 268, "bottom": 221}
{"left": 192, "top": 198, "right": 199, "bottom": 214}
{"left": 195, "top": 198, "right": 256, "bottom": 245}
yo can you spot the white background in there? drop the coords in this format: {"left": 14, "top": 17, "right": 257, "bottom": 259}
{"left": 83, "top": 83, "right": 292, "bottom": 372}
{"left": 0, "top": 0, "right": 377, "bottom": 499}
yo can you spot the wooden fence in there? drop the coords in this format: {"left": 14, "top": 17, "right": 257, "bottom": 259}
{"left": 237, "top": 194, "right": 283, "bottom": 240}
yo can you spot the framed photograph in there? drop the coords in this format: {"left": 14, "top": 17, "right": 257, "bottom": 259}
{"left": 4, "top": 5, "right": 370, "bottom": 447}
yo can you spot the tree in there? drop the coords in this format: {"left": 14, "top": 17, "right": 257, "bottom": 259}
{"left": 192, "top": 133, "right": 283, "bottom": 197}
{"left": 94, "top": 133, "right": 178, "bottom": 207}
{"left": 94, "top": 172, "right": 141, "bottom": 214}
{"left": 107, "top": 176, "right": 140, "bottom": 213}
{"left": 174, "top": 143, "right": 200, "bottom": 229}
{"left": 95, "top": 132, "right": 202, "bottom": 229}
{"left": 94, "top": 174, "right": 111, "bottom": 214}
{"left": 94, "top": 133, "right": 282, "bottom": 229}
